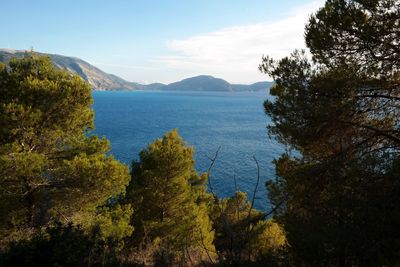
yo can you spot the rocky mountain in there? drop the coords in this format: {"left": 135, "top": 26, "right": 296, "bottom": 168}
{"left": 0, "top": 49, "right": 140, "bottom": 90}
{"left": 0, "top": 49, "right": 272, "bottom": 92}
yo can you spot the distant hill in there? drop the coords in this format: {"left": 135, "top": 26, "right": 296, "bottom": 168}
{"left": 231, "top": 81, "right": 274, "bottom": 92}
{"left": 0, "top": 49, "right": 272, "bottom": 92}
{"left": 161, "top": 75, "right": 272, "bottom": 92}
{"left": 163, "top": 75, "right": 232, "bottom": 92}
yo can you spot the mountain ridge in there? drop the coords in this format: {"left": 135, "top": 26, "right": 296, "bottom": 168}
{"left": 0, "top": 49, "right": 272, "bottom": 92}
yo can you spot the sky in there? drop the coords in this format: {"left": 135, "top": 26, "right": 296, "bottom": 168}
{"left": 2, "top": 0, "right": 325, "bottom": 84}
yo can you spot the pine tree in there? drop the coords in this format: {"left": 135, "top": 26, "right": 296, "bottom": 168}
{"left": 125, "top": 129, "right": 215, "bottom": 265}
{"left": 260, "top": 0, "right": 400, "bottom": 265}
{"left": 212, "top": 191, "right": 286, "bottom": 264}
{"left": 0, "top": 54, "right": 131, "bottom": 247}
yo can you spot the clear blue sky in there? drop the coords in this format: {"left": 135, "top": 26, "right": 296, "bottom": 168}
{"left": 2, "top": 0, "right": 324, "bottom": 84}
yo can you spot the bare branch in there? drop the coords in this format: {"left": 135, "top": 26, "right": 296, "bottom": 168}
{"left": 247, "top": 156, "right": 261, "bottom": 220}
{"left": 263, "top": 199, "right": 286, "bottom": 219}
{"left": 206, "top": 146, "right": 221, "bottom": 198}
{"left": 244, "top": 156, "right": 261, "bottom": 261}
{"left": 232, "top": 173, "right": 238, "bottom": 193}
{"left": 232, "top": 174, "right": 240, "bottom": 222}
{"left": 199, "top": 228, "right": 216, "bottom": 264}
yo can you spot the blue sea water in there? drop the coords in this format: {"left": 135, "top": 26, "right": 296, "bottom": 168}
{"left": 92, "top": 90, "right": 285, "bottom": 210}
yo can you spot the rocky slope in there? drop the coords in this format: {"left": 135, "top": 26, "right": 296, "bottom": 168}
{"left": 0, "top": 49, "right": 139, "bottom": 90}
{"left": 0, "top": 49, "right": 272, "bottom": 92}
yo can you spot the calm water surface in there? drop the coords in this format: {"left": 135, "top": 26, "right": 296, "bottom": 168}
{"left": 92, "top": 90, "right": 285, "bottom": 210}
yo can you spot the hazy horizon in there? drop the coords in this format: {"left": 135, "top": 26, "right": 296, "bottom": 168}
{"left": 0, "top": 48, "right": 275, "bottom": 85}
{"left": 2, "top": 0, "right": 324, "bottom": 84}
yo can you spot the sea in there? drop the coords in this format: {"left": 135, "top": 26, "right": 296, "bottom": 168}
{"left": 92, "top": 90, "right": 285, "bottom": 211}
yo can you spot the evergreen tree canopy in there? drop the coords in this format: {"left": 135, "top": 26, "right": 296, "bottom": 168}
{"left": 125, "top": 129, "right": 215, "bottom": 265}
{"left": 1, "top": 223, "right": 110, "bottom": 267}
{"left": 306, "top": 0, "right": 400, "bottom": 78}
{"left": 260, "top": 0, "right": 400, "bottom": 265}
{"left": 0, "top": 54, "right": 130, "bottom": 247}
{"left": 212, "top": 191, "right": 286, "bottom": 263}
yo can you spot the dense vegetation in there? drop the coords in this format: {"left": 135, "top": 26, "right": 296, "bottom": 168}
{"left": 0, "top": 55, "right": 284, "bottom": 266}
{"left": 0, "top": 0, "right": 399, "bottom": 266}
{"left": 259, "top": 0, "right": 400, "bottom": 266}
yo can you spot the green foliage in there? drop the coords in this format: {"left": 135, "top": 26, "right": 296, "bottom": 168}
{"left": 0, "top": 54, "right": 131, "bottom": 247}
{"left": 249, "top": 220, "right": 286, "bottom": 257}
{"left": 84, "top": 203, "right": 134, "bottom": 254}
{"left": 260, "top": 0, "right": 400, "bottom": 265}
{"left": 92, "top": 204, "right": 134, "bottom": 243}
{"left": 0, "top": 222, "right": 135, "bottom": 267}
{"left": 305, "top": 0, "right": 400, "bottom": 78}
{"left": 213, "top": 191, "right": 286, "bottom": 264}
{"left": 0, "top": 54, "right": 292, "bottom": 266}
{"left": 267, "top": 154, "right": 400, "bottom": 266}
{"left": 125, "top": 129, "right": 215, "bottom": 265}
